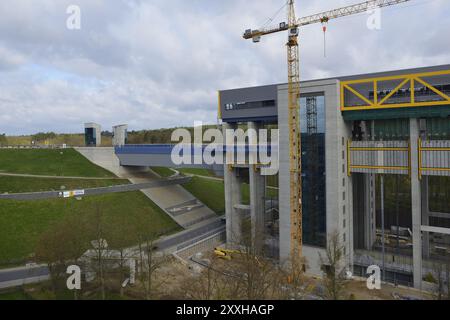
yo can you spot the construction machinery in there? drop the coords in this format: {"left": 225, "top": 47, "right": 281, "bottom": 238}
{"left": 214, "top": 247, "right": 243, "bottom": 260}
{"left": 243, "top": 0, "right": 411, "bottom": 267}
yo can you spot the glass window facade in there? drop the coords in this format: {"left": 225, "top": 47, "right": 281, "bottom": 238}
{"left": 300, "top": 95, "right": 326, "bottom": 247}
{"left": 85, "top": 128, "right": 97, "bottom": 146}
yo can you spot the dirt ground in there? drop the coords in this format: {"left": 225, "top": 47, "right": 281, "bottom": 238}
{"left": 166, "top": 251, "right": 435, "bottom": 300}
{"left": 340, "top": 279, "right": 433, "bottom": 300}
{"left": 6, "top": 253, "right": 434, "bottom": 300}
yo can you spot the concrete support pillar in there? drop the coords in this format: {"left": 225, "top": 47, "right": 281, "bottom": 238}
{"left": 363, "top": 121, "right": 377, "bottom": 251}
{"left": 345, "top": 122, "right": 355, "bottom": 272}
{"left": 364, "top": 174, "right": 377, "bottom": 250}
{"left": 250, "top": 168, "right": 265, "bottom": 252}
{"left": 223, "top": 122, "right": 243, "bottom": 245}
{"left": 248, "top": 122, "right": 266, "bottom": 253}
{"left": 421, "top": 176, "right": 430, "bottom": 258}
{"left": 410, "top": 118, "right": 423, "bottom": 289}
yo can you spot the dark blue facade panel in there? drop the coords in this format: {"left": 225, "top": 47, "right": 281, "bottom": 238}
{"left": 220, "top": 84, "right": 278, "bottom": 122}
{"left": 115, "top": 144, "right": 274, "bottom": 155}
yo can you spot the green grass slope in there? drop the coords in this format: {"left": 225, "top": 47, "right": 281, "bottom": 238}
{"left": 0, "top": 149, "right": 114, "bottom": 177}
{"left": 0, "top": 149, "right": 181, "bottom": 266}
{"left": 182, "top": 176, "right": 225, "bottom": 215}
{"left": 0, "top": 192, "right": 180, "bottom": 265}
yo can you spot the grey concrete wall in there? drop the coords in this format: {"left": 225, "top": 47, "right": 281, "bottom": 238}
{"left": 278, "top": 78, "right": 353, "bottom": 272}
{"left": 410, "top": 118, "right": 423, "bottom": 289}
{"left": 223, "top": 123, "right": 244, "bottom": 245}
{"left": 248, "top": 122, "right": 266, "bottom": 252}
{"left": 112, "top": 125, "right": 127, "bottom": 146}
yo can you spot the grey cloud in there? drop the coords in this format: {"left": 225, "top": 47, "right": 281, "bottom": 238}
{"left": 0, "top": 0, "right": 449, "bottom": 135}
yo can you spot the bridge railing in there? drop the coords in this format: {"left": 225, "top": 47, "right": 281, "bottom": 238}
{"left": 347, "top": 140, "right": 410, "bottom": 175}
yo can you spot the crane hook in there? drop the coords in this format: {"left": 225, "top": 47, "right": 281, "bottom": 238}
{"left": 321, "top": 17, "right": 329, "bottom": 58}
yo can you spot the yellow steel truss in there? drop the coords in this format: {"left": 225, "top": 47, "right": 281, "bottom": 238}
{"left": 341, "top": 70, "right": 450, "bottom": 111}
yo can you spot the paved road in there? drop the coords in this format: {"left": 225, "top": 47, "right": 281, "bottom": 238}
{"left": 0, "top": 177, "right": 191, "bottom": 201}
{"left": 0, "top": 219, "right": 225, "bottom": 289}
{"left": 157, "top": 219, "right": 225, "bottom": 251}
{"left": 0, "top": 266, "right": 49, "bottom": 282}
{"left": 0, "top": 172, "right": 121, "bottom": 180}
{"left": 0, "top": 265, "right": 50, "bottom": 289}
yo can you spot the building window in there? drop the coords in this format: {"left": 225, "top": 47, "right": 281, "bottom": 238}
{"left": 300, "top": 95, "right": 326, "bottom": 248}
{"left": 225, "top": 100, "right": 276, "bottom": 111}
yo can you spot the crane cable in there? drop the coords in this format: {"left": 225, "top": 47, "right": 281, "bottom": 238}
{"left": 321, "top": 18, "right": 328, "bottom": 58}
{"left": 259, "top": 1, "right": 289, "bottom": 30}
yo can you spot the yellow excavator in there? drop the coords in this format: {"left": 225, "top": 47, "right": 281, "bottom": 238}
{"left": 214, "top": 247, "right": 242, "bottom": 260}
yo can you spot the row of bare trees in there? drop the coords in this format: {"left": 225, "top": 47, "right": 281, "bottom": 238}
{"left": 34, "top": 198, "right": 350, "bottom": 300}
{"left": 35, "top": 204, "right": 170, "bottom": 300}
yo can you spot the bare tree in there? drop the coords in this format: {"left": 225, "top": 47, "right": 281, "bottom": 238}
{"left": 181, "top": 257, "right": 225, "bottom": 300}
{"left": 136, "top": 234, "right": 168, "bottom": 300}
{"left": 277, "top": 255, "right": 310, "bottom": 300}
{"left": 35, "top": 214, "right": 88, "bottom": 298}
{"left": 133, "top": 208, "right": 172, "bottom": 300}
{"left": 218, "top": 223, "right": 303, "bottom": 300}
{"left": 431, "top": 257, "right": 450, "bottom": 300}
{"left": 319, "top": 231, "right": 346, "bottom": 300}
{"left": 103, "top": 213, "right": 138, "bottom": 297}
{"left": 89, "top": 203, "right": 108, "bottom": 300}
{"left": 446, "top": 259, "right": 450, "bottom": 300}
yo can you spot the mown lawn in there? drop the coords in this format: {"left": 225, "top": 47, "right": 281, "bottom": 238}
{"left": 178, "top": 168, "right": 216, "bottom": 177}
{"left": 182, "top": 176, "right": 225, "bottom": 215}
{"left": 182, "top": 177, "right": 278, "bottom": 215}
{"left": 0, "top": 290, "right": 31, "bottom": 300}
{"left": 0, "top": 148, "right": 114, "bottom": 177}
{"left": 151, "top": 167, "right": 175, "bottom": 178}
{"left": 0, "top": 191, "right": 180, "bottom": 265}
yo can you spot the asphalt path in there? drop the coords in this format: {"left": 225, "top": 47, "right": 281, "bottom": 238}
{"left": 0, "top": 219, "right": 225, "bottom": 288}
{"left": 0, "top": 176, "right": 191, "bottom": 201}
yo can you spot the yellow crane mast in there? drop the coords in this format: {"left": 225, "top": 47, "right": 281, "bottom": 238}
{"left": 243, "top": 0, "right": 411, "bottom": 266}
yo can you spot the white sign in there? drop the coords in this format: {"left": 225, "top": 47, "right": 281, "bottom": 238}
{"left": 63, "top": 190, "right": 85, "bottom": 198}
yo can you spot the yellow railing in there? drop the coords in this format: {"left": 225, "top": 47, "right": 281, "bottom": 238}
{"left": 340, "top": 70, "right": 450, "bottom": 111}
{"left": 347, "top": 139, "right": 450, "bottom": 178}
{"left": 347, "top": 140, "right": 411, "bottom": 176}
{"left": 418, "top": 138, "right": 450, "bottom": 179}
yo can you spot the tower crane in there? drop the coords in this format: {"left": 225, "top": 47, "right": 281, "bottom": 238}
{"left": 243, "top": 0, "right": 411, "bottom": 267}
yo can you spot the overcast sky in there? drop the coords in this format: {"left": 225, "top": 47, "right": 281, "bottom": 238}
{"left": 0, "top": 0, "right": 449, "bottom": 135}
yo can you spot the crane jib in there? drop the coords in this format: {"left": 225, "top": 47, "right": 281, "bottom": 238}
{"left": 243, "top": 0, "right": 411, "bottom": 40}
